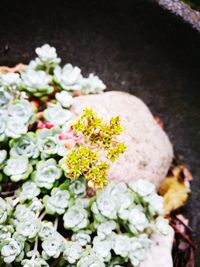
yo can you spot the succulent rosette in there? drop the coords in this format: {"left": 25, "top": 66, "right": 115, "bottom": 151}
{"left": 9, "top": 132, "right": 39, "bottom": 159}
{"left": 81, "top": 73, "right": 106, "bottom": 94}
{"left": 77, "top": 254, "right": 105, "bottom": 267}
{"left": 0, "top": 197, "right": 12, "bottom": 224}
{"left": 3, "top": 156, "right": 33, "bottom": 182}
{"left": 0, "top": 87, "right": 12, "bottom": 109}
{"left": 43, "top": 188, "right": 70, "bottom": 215}
{"left": 21, "top": 257, "right": 49, "bottom": 267}
{"left": 0, "top": 44, "right": 170, "bottom": 267}
{"left": 35, "top": 44, "right": 61, "bottom": 67}
{"left": 0, "top": 237, "right": 24, "bottom": 263}
{"left": 55, "top": 91, "right": 73, "bottom": 108}
{"left": 41, "top": 233, "right": 64, "bottom": 260}
{"left": 63, "top": 241, "right": 83, "bottom": 264}
{"left": 32, "top": 158, "right": 62, "bottom": 189}
{"left": 37, "top": 128, "right": 60, "bottom": 159}
{"left": 43, "top": 103, "right": 73, "bottom": 127}
{"left": 0, "top": 72, "right": 21, "bottom": 90}
{"left": 63, "top": 203, "right": 89, "bottom": 232}
{"left": 19, "top": 181, "right": 40, "bottom": 202}
{"left": 54, "top": 63, "right": 83, "bottom": 91}
{"left": 20, "top": 69, "right": 53, "bottom": 97}
{"left": 0, "top": 225, "right": 14, "bottom": 240}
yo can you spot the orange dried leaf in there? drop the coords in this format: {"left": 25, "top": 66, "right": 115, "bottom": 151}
{"left": 159, "top": 166, "right": 190, "bottom": 215}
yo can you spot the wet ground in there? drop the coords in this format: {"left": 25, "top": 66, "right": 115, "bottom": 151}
{"left": 0, "top": 0, "right": 200, "bottom": 265}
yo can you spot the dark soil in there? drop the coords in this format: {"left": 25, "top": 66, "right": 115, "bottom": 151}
{"left": 0, "top": 0, "right": 200, "bottom": 265}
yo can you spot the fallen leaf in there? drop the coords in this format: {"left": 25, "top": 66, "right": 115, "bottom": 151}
{"left": 159, "top": 166, "right": 190, "bottom": 215}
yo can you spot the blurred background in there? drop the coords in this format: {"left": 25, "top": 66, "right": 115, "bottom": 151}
{"left": 0, "top": 0, "right": 199, "bottom": 265}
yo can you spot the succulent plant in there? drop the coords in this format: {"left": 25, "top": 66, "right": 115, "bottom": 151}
{"left": 0, "top": 87, "right": 12, "bottom": 109}
{"left": 20, "top": 69, "right": 53, "bottom": 97}
{"left": 43, "top": 188, "right": 70, "bottom": 215}
{"left": 63, "top": 241, "right": 83, "bottom": 264}
{"left": 81, "top": 73, "right": 106, "bottom": 94}
{"left": 0, "top": 225, "right": 14, "bottom": 240}
{"left": 16, "top": 218, "right": 41, "bottom": 240}
{"left": 0, "top": 72, "right": 21, "bottom": 90}
{"left": 0, "top": 197, "right": 12, "bottom": 224}
{"left": 3, "top": 156, "right": 33, "bottom": 182}
{"left": 35, "top": 44, "right": 61, "bottom": 67}
{"left": 10, "top": 132, "right": 39, "bottom": 159}
{"left": 32, "top": 158, "right": 62, "bottom": 189}
{"left": 77, "top": 254, "right": 105, "bottom": 267}
{"left": 54, "top": 64, "right": 83, "bottom": 91}
{"left": 0, "top": 237, "right": 24, "bottom": 263}
{"left": 19, "top": 181, "right": 40, "bottom": 202}
{"left": 55, "top": 91, "right": 73, "bottom": 108}
{"left": 43, "top": 103, "right": 73, "bottom": 127}
{"left": 63, "top": 204, "right": 89, "bottom": 232}
{"left": 0, "top": 44, "right": 170, "bottom": 267}
{"left": 21, "top": 257, "right": 49, "bottom": 267}
{"left": 41, "top": 233, "right": 64, "bottom": 260}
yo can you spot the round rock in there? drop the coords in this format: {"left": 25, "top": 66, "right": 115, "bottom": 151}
{"left": 71, "top": 91, "right": 173, "bottom": 187}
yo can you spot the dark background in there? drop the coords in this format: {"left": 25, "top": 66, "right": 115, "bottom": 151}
{"left": 0, "top": 0, "right": 200, "bottom": 265}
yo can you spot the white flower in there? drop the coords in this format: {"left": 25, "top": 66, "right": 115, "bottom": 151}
{"left": 81, "top": 74, "right": 106, "bottom": 94}
{"left": 63, "top": 241, "right": 83, "bottom": 264}
{"left": 92, "top": 236, "right": 112, "bottom": 261}
{"left": 97, "top": 221, "right": 116, "bottom": 239}
{"left": 55, "top": 91, "right": 73, "bottom": 108}
{"left": 0, "top": 72, "right": 21, "bottom": 88}
{"left": 155, "top": 217, "right": 169, "bottom": 235}
{"left": 63, "top": 205, "right": 89, "bottom": 231}
{"left": 43, "top": 103, "right": 73, "bottom": 126}
{"left": 19, "top": 181, "right": 40, "bottom": 202}
{"left": 128, "top": 207, "right": 149, "bottom": 232}
{"left": 129, "top": 179, "right": 155, "bottom": 197}
{"left": 112, "top": 234, "right": 131, "bottom": 258}
{"left": 35, "top": 44, "right": 60, "bottom": 64}
{"left": 54, "top": 64, "right": 83, "bottom": 91}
